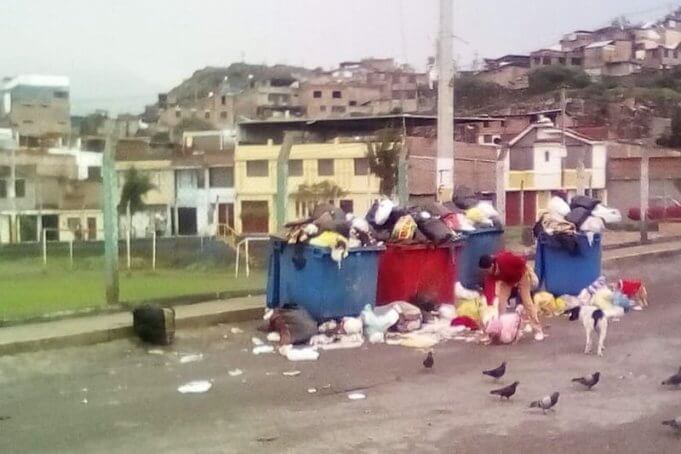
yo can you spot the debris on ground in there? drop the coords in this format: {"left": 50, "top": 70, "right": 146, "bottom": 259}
{"left": 177, "top": 380, "right": 213, "bottom": 394}
{"left": 252, "top": 345, "right": 275, "bottom": 355}
{"left": 347, "top": 392, "right": 366, "bottom": 400}
{"left": 147, "top": 349, "right": 165, "bottom": 355}
{"left": 282, "top": 370, "right": 301, "bottom": 377}
{"left": 266, "top": 332, "right": 281, "bottom": 343}
{"left": 279, "top": 345, "right": 320, "bottom": 361}
{"left": 230, "top": 327, "right": 244, "bottom": 334}
{"left": 307, "top": 388, "right": 317, "bottom": 394}
{"left": 228, "top": 369, "right": 243, "bottom": 377}
{"left": 251, "top": 337, "right": 264, "bottom": 346}
{"left": 179, "top": 353, "right": 204, "bottom": 364}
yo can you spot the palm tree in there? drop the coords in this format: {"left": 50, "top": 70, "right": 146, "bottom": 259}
{"left": 292, "top": 181, "right": 348, "bottom": 216}
{"left": 119, "top": 167, "right": 156, "bottom": 236}
{"left": 366, "top": 128, "right": 401, "bottom": 197}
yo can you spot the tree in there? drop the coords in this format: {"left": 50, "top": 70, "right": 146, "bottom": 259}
{"left": 119, "top": 167, "right": 156, "bottom": 236}
{"left": 366, "top": 128, "right": 401, "bottom": 196}
{"left": 292, "top": 181, "right": 348, "bottom": 215}
{"left": 528, "top": 66, "right": 591, "bottom": 94}
{"left": 657, "top": 106, "right": 681, "bottom": 148}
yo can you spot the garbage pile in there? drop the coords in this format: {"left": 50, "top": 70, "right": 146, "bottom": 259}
{"left": 533, "top": 195, "right": 622, "bottom": 252}
{"left": 256, "top": 300, "right": 477, "bottom": 361}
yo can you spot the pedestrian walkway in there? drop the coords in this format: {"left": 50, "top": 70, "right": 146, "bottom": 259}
{"left": 603, "top": 240, "right": 681, "bottom": 263}
{"left": 0, "top": 295, "right": 264, "bottom": 356}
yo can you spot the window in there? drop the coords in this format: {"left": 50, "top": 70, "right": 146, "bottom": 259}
{"left": 246, "top": 160, "right": 269, "bottom": 177}
{"left": 175, "top": 110, "right": 181, "bottom": 118}
{"left": 483, "top": 121, "right": 490, "bottom": 128}
{"left": 221, "top": 95, "right": 226, "bottom": 105}
{"left": 319, "top": 105, "right": 327, "bottom": 112}
{"left": 204, "top": 111, "right": 210, "bottom": 120}
{"left": 542, "top": 57, "right": 551, "bottom": 65}
{"left": 87, "top": 166, "right": 102, "bottom": 181}
{"left": 558, "top": 57, "right": 566, "bottom": 64}
{"left": 317, "top": 159, "right": 334, "bottom": 176}
{"left": 409, "top": 75, "right": 416, "bottom": 83}
{"left": 288, "top": 159, "right": 303, "bottom": 177}
{"left": 313, "top": 90, "right": 322, "bottom": 98}
{"left": 54, "top": 91, "right": 68, "bottom": 99}
{"left": 406, "top": 90, "right": 416, "bottom": 99}
{"left": 533, "top": 57, "right": 541, "bottom": 65}
{"left": 220, "top": 111, "right": 227, "bottom": 119}
{"left": 209, "top": 167, "right": 234, "bottom": 188}
{"left": 665, "top": 49, "right": 671, "bottom": 58}
{"left": 22, "top": 120, "right": 33, "bottom": 124}
{"left": 571, "top": 57, "right": 582, "bottom": 65}
{"left": 340, "top": 199, "right": 354, "bottom": 214}
{"left": 332, "top": 90, "right": 342, "bottom": 99}
{"left": 483, "top": 134, "right": 493, "bottom": 143}
{"left": 176, "top": 169, "right": 204, "bottom": 188}
{"left": 544, "top": 151, "right": 550, "bottom": 162}
{"left": 0, "top": 179, "right": 6, "bottom": 198}
{"left": 354, "top": 158, "right": 369, "bottom": 176}
{"left": 348, "top": 100, "right": 357, "bottom": 106}
{"left": 501, "top": 120, "right": 506, "bottom": 127}
{"left": 14, "top": 179, "right": 25, "bottom": 197}
{"left": 676, "top": 50, "right": 679, "bottom": 59}
{"left": 331, "top": 105, "right": 346, "bottom": 113}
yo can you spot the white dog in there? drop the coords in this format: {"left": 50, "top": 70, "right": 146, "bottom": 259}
{"left": 564, "top": 306, "right": 608, "bottom": 356}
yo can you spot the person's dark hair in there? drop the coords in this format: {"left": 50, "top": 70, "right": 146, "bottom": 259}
{"left": 479, "top": 254, "right": 494, "bottom": 269}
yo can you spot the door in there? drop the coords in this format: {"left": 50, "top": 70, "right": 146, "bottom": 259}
{"left": 87, "top": 217, "right": 97, "bottom": 240}
{"left": 241, "top": 201, "right": 269, "bottom": 233}
{"left": 506, "top": 191, "right": 537, "bottom": 226}
{"left": 177, "top": 207, "right": 198, "bottom": 235}
{"left": 217, "top": 203, "right": 235, "bottom": 231}
{"left": 41, "top": 215, "right": 59, "bottom": 241}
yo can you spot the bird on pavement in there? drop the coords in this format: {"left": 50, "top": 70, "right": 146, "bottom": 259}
{"left": 490, "top": 381, "right": 519, "bottom": 400}
{"left": 661, "top": 367, "right": 681, "bottom": 387}
{"left": 572, "top": 372, "right": 600, "bottom": 390}
{"left": 482, "top": 361, "right": 506, "bottom": 380}
{"left": 662, "top": 417, "right": 681, "bottom": 432}
{"left": 423, "top": 351, "right": 434, "bottom": 369}
{"left": 529, "top": 392, "right": 560, "bottom": 413}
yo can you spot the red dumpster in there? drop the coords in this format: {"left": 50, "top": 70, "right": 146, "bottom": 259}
{"left": 376, "top": 243, "right": 459, "bottom": 305}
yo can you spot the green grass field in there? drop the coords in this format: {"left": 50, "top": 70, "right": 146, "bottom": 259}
{"left": 0, "top": 257, "right": 265, "bottom": 322}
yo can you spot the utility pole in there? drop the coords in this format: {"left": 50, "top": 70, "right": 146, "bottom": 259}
{"left": 640, "top": 146, "right": 649, "bottom": 244}
{"left": 276, "top": 131, "right": 303, "bottom": 231}
{"left": 103, "top": 121, "right": 120, "bottom": 304}
{"left": 397, "top": 116, "right": 409, "bottom": 205}
{"left": 560, "top": 87, "right": 567, "bottom": 189}
{"left": 495, "top": 146, "right": 508, "bottom": 224}
{"left": 9, "top": 139, "right": 17, "bottom": 243}
{"left": 436, "top": 0, "right": 454, "bottom": 201}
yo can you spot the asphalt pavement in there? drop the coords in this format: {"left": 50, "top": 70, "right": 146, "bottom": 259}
{"left": 1, "top": 255, "right": 681, "bottom": 453}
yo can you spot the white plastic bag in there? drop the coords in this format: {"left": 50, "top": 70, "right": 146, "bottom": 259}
{"left": 374, "top": 199, "right": 395, "bottom": 226}
{"left": 476, "top": 201, "right": 500, "bottom": 219}
{"left": 579, "top": 216, "right": 605, "bottom": 233}
{"left": 548, "top": 196, "right": 571, "bottom": 217}
{"left": 591, "top": 204, "right": 622, "bottom": 224}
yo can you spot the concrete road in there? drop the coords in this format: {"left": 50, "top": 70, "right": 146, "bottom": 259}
{"left": 1, "top": 256, "right": 681, "bottom": 453}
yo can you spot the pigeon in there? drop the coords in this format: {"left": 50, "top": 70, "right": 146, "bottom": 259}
{"left": 662, "top": 417, "right": 681, "bottom": 432}
{"left": 529, "top": 392, "right": 560, "bottom": 413}
{"left": 490, "top": 381, "right": 519, "bottom": 400}
{"left": 572, "top": 372, "right": 600, "bottom": 390}
{"left": 661, "top": 367, "right": 681, "bottom": 386}
{"left": 482, "top": 361, "right": 506, "bottom": 380}
{"left": 423, "top": 351, "right": 434, "bottom": 369}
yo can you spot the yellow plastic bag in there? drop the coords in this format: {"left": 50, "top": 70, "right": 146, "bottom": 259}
{"left": 465, "top": 207, "right": 486, "bottom": 224}
{"left": 592, "top": 288, "right": 615, "bottom": 312}
{"left": 533, "top": 291, "right": 558, "bottom": 316}
{"left": 455, "top": 298, "right": 483, "bottom": 324}
{"left": 554, "top": 296, "right": 568, "bottom": 314}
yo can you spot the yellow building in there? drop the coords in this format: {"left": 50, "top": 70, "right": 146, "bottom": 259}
{"left": 234, "top": 139, "right": 381, "bottom": 233}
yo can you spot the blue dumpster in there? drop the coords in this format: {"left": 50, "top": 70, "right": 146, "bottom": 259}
{"left": 535, "top": 233, "right": 602, "bottom": 296}
{"left": 266, "top": 238, "right": 383, "bottom": 322}
{"left": 456, "top": 228, "right": 504, "bottom": 289}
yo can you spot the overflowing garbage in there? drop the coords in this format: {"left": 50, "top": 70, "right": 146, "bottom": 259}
{"left": 534, "top": 195, "right": 622, "bottom": 252}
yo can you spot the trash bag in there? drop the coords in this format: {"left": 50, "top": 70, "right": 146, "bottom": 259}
{"left": 579, "top": 216, "right": 605, "bottom": 233}
{"left": 570, "top": 195, "right": 601, "bottom": 211}
{"left": 591, "top": 204, "right": 622, "bottom": 224}
{"left": 548, "top": 196, "right": 571, "bottom": 217}
{"left": 465, "top": 206, "right": 487, "bottom": 224}
{"left": 422, "top": 201, "right": 453, "bottom": 217}
{"left": 533, "top": 291, "right": 559, "bottom": 316}
{"left": 452, "top": 186, "right": 479, "bottom": 210}
{"left": 391, "top": 215, "right": 417, "bottom": 241}
{"left": 486, "top": 308, "right": 522, "bottom": 344}
{"left": 565, "top": 207, "right": 591, "bottom": 228}
{"left": 374, "top": 199, "right": 395, "bottom": 226}
{"left": 361, "top": 304, "right": 400, "bottom": 336}
{"left": 416, "top": 218, "right": 453, "bottom": 245}
{"left": 613, "top": 291, "right": 633, "bottom": 312}
{"left": 133, "top": 304, "right": 175, "bottom": 345}
{"left": 312, "top": 203, "right": 346, "bottom": 222}
{"left": 442, "top": 213, "right": 475, "bottom": 232}
{"left": 455, "top": 297, "right": 483, "bottom": 325}
{"left": 269, "top": 305, "right": 319, "bottom": 345}
{"left": 475, "top": 201, "right": 500, "bottom": 219}
{"left": 387, "top": 301, "right": 423, "bottom": 333}
{"left": 591, "top": 287, "right": 615, "bottom": 312}
{"left": 557, "top": 294, "right": 579, "bottom": 310}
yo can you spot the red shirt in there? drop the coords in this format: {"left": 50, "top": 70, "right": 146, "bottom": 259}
{"left": 492, "top": 251, "right": 527, "bottom": 286}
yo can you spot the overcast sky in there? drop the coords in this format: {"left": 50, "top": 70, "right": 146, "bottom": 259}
{"left": 0, "top": 0, "right": 673, "bottom": 114}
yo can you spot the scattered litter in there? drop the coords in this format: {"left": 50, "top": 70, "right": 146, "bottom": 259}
{"left": 178, "top": 380, "right": 213, "bottom": 394}
{"left": 322, "top": 384, "right": 332, "bottom": 389}
{"left": 81, "top": 398, "right": 88, "bottom": 404}
{"left": 147, "top": 349, "right": 165, "bottom": 355}
{"left": 267, "top": 332, "right": 281, "bottom": 343}
{"left": 228, "top": 369, "right": 243, "bottom": 377}
{"left": 282, "top": 370, "right": 301, "bottom": 377}
{"left": 241, "top": 348, "right": 248, "bottom": 353}
{"left": 252, "top": 345, "right": 275, "bottom": 355}
{"left": 241, "top": 379, "right": 247, "bottom": 384}
{"left": 222, "top": 335, "right": 229, "bottom": 339}
{"left": 307, "top": 388, "right": 317, "bottom": 394}
{"left": 279, "top": 345, "right": 320, "bottom": 361}
{"left": 369, "top": 332, "right": 385, "bottom": 344}
{"left": 230, "top": 327, "right": 244, "bottom": 334}
{"left": 179, "top": 354, "right": 204, "bottom": 364}
{"left": 81, "top": 388, "right": 88, "bottom": 393}
{"left": 252, "top": 337, "right": 265, "bottom": 346}
{"left": 256, "top": 436, "right": 278, "bottom": 443}
{"left": 348, "top": 392, "right": 366, "bottom": 400}
{"left": 263, "top": 309, "right": 274, "bottom": 321}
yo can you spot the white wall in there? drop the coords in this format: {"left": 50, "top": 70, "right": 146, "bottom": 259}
{"left": 48, "top": 147, "right": 102, "bottom": 180}
{"left": 591, "top": 143, "right": 607, "bottom": 188}
{"left": 532, "top": 143, "right": 564, "bottom": 190}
